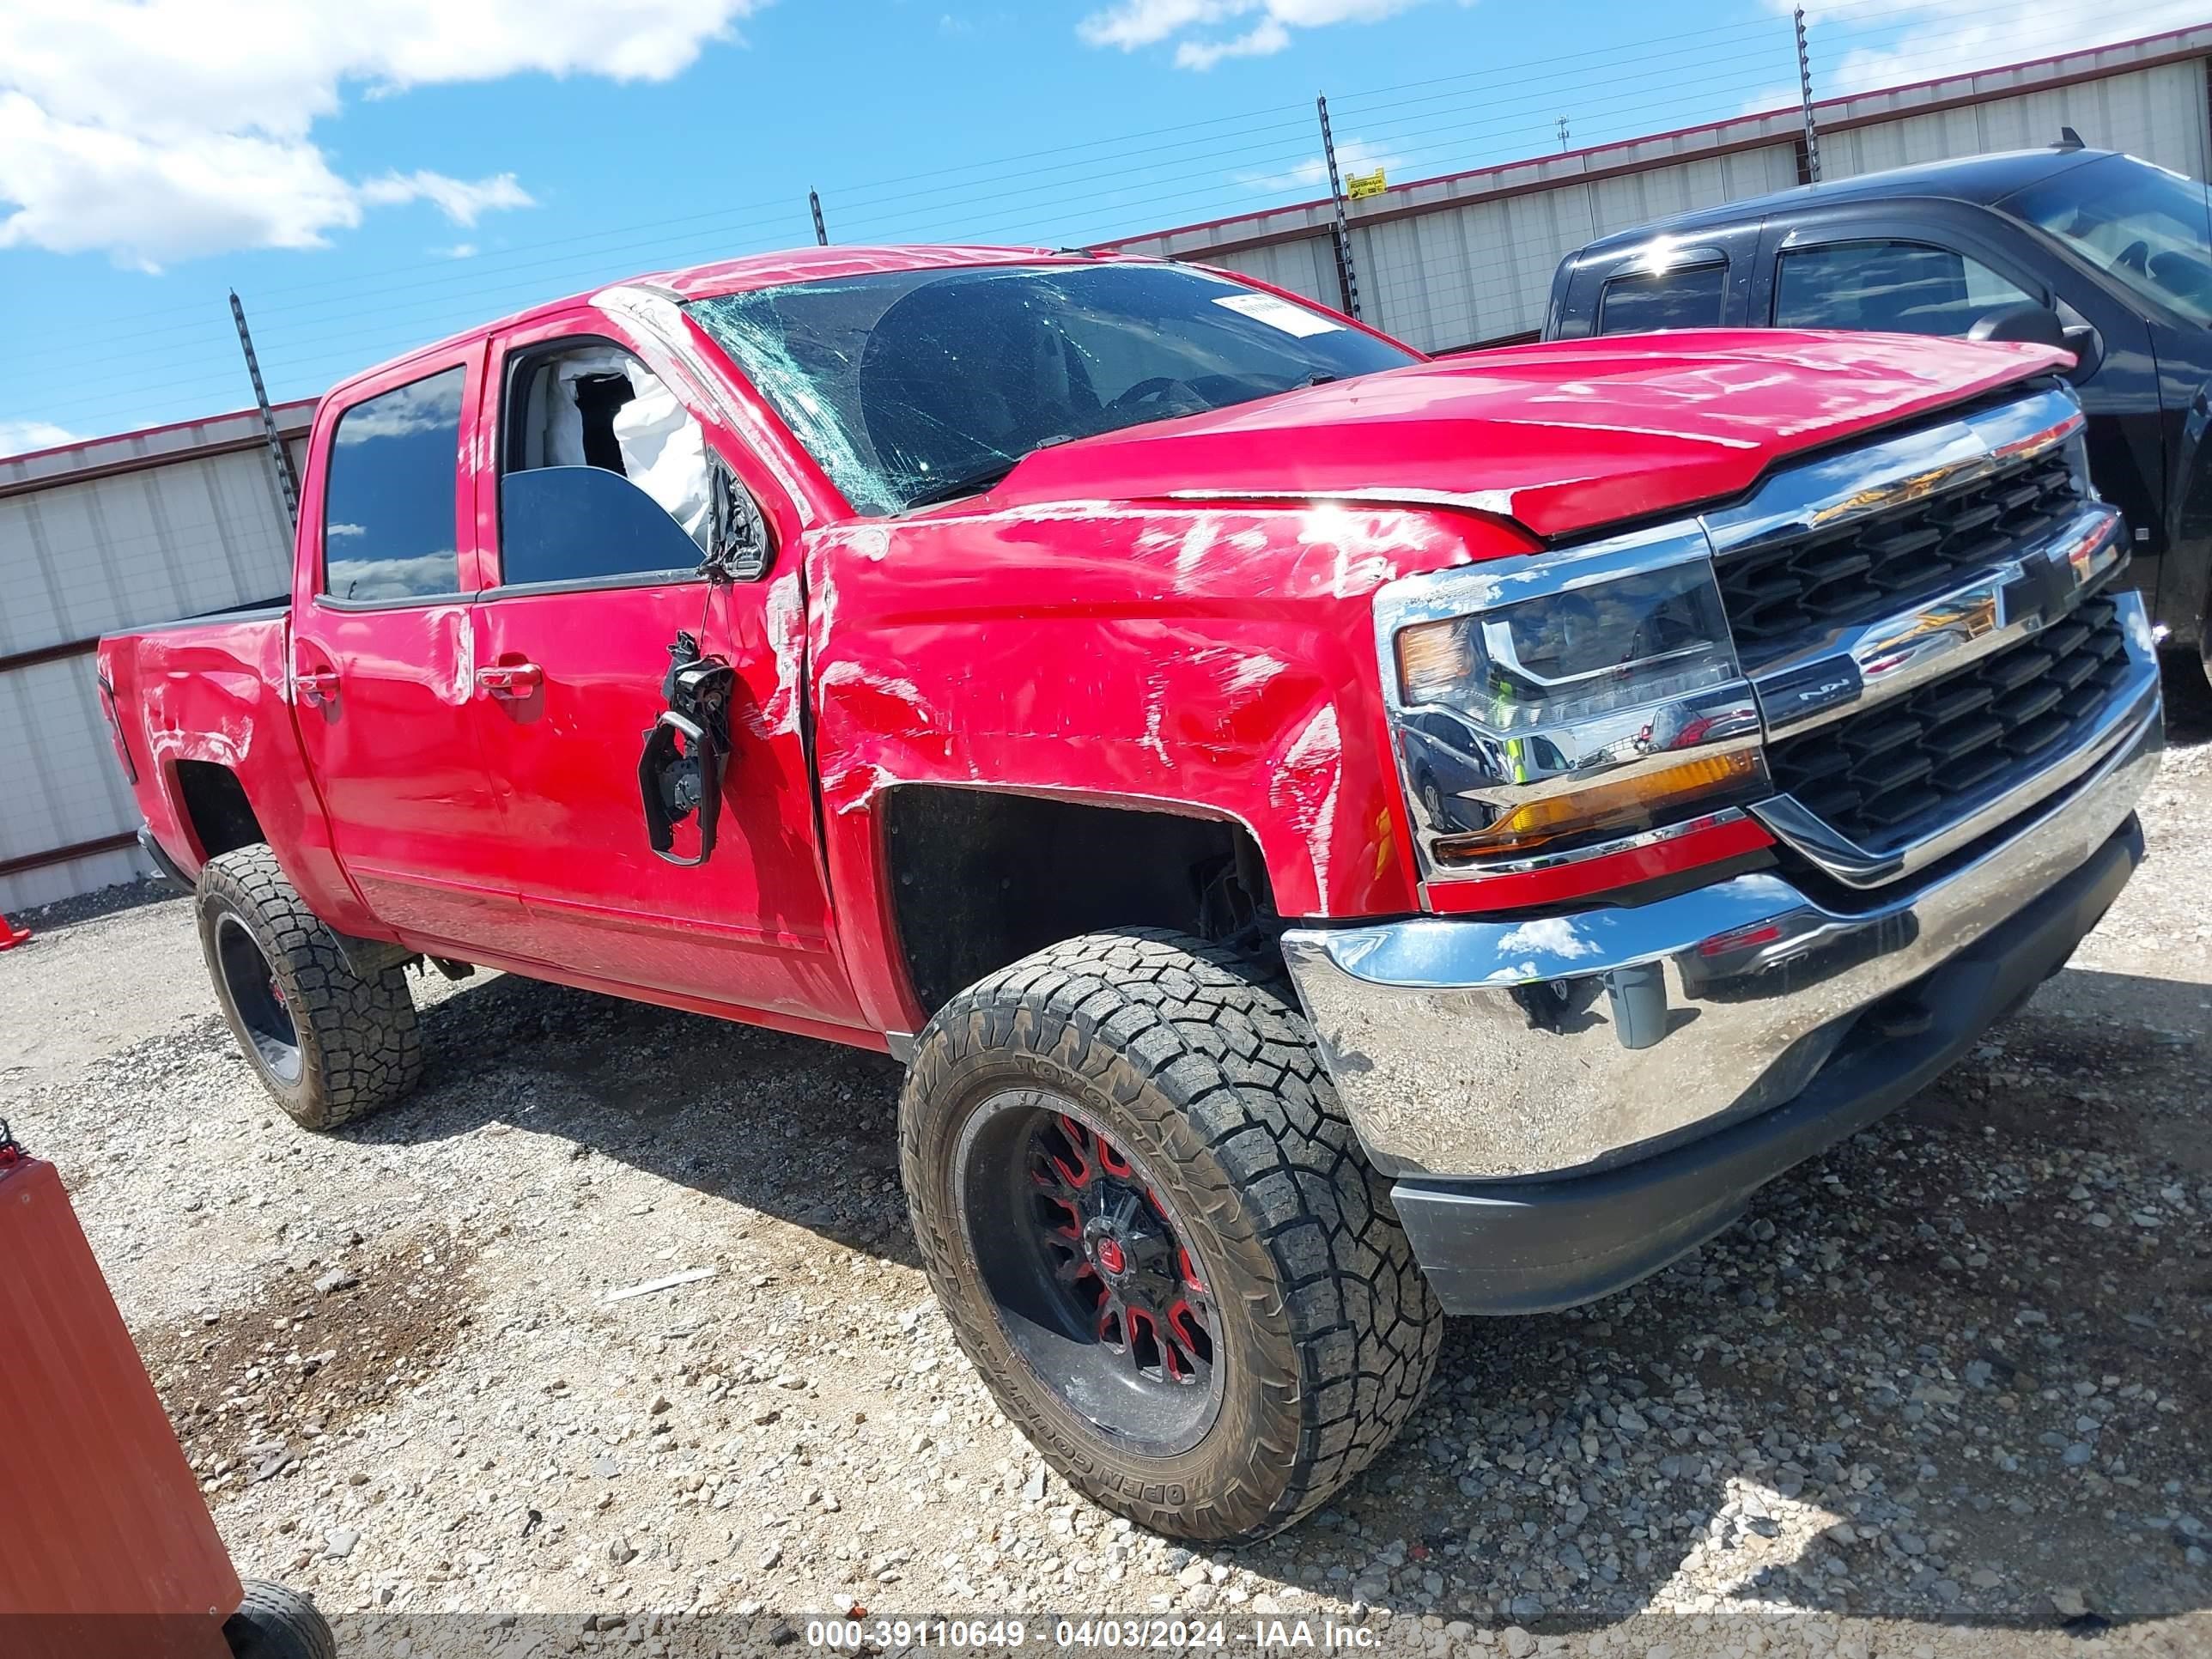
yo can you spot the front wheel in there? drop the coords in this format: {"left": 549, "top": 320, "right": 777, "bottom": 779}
{"left": 900, "top": 929, "right": 1441, "bottom": 1541}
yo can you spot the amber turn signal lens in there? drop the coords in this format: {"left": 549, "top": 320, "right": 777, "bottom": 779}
{"left": 1431, "top": 750, "right": 1759, "bottom": 863}
{"left": 1395, "top": 619, "right": 1472, "bottom": 704}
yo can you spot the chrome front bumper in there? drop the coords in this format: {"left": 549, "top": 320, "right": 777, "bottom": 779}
{"left": 1281, "top": 659, "right": 2164, "bottom": 1183}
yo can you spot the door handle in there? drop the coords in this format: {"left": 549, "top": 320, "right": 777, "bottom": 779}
{"left": 296, "top": 668, "right": 340, "bottom": 706}
{"left": 476, "top": 662, "right": 544, "bottom": 698}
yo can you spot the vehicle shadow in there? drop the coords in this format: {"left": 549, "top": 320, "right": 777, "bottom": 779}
{"left": 340, "top": 945, "right": 2209, "bottom": 1642}
{"left": 346, "top": 968, "right": 919, "bottom": 1260}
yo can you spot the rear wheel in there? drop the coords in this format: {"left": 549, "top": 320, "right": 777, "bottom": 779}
{"left": 196, "top": 845, "right": 420, "bottom": 1129}
{"left": 901, "top": 928, "right": 1441, "bottom": 1541}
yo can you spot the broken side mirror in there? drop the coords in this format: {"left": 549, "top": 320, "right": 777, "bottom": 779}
{"left": 638, "top": 630, "right": 736, "bottom": 866}
{"left": 703, "top": 463, "right": 772, "bottom": 582}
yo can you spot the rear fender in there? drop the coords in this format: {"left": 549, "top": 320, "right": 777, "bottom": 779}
{"left": 112, "top": 619, "right": 385, "bottom": 939}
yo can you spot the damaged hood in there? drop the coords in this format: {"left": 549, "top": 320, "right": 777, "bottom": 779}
{"left": 981, "top": 330, "right": 2072, "bottom": 542}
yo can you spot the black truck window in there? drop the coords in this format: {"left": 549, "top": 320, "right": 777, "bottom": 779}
{"left": 1596, "top": 262, "right": 1727, "bottom": 334}
{"left": 1775, "top": 240, "right": 2034, "bottom": 336}
{"left": 322, "top": 367, "right": 466, "bottom": 604}
{"left": 2012, "top": 153, "right": 2212, "bottom": 327}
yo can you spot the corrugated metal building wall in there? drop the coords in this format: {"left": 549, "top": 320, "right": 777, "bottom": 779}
{"left": 1097, "top": 24, "right": 2212, "bottom": 355}
{"left": 0, "top": 406, "right": 312, "bottom": 912}
{"left": 3, "top": 26, "right": 2210, "bottom": 909}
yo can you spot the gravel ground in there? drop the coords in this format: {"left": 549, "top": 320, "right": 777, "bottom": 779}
{"left": 3, "top": 695, "right": 2208, "bottom": 1659}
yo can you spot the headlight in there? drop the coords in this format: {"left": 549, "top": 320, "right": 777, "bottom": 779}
{"left": 1377, "top": 527, "right": 1765, "bottom": 868}
{"left": 1395, "top": 560, "right": 1741, "bottom": 726}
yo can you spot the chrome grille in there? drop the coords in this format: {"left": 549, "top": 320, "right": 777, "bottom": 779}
{"left": 1765, "top": 594, "right": 2132, "bottom": 856}
{"left": 1719, "top": 450, "right": 2084, "bottom": 658}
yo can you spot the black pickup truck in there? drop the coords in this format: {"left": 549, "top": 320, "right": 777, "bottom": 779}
{"left": 1545, "top": 141, "right": 2212, "bottom": 686}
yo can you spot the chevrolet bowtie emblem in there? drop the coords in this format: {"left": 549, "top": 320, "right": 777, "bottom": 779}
{"left": 2001, "top": 550, "right": 2078, "bottom": 628}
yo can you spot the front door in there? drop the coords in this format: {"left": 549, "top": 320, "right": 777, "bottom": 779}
{"left": 289, "top": 348, "right": 523, "bottom": 951}
{"left": 1756, "top": 210, "right": 2165, "bottom": 611}
{"left": 465, "top": 320, "right": 860, "bottom": 1028}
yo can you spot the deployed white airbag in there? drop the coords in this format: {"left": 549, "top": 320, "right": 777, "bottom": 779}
{"left": 529, "top": 349, "right": 711, "bottom": 550}
{"left": 542, "top": 349, "right": 633, "bottom": 470}
{"left": 611, "top": 380, "right": 711, "bottom": 548}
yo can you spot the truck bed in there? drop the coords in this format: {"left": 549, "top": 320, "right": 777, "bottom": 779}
{"left": 97, "top": 607, "right": 297, "bottom": 889}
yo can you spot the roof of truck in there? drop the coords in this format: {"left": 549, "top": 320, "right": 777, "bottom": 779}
{"left": 1568, "top": 146, "right": 2116, "bottom": 258}
{"left": 644, "top": 242, "right": 1088, "bottom": 299}
{"left": 328, "top": 244, "right": 1113, "bottom": 402}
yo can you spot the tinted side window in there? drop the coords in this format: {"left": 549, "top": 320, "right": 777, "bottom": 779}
{"left": 500, "top": 469, "right": 704, "bottom": 587}
{"left": 322, "top": 367, "right": 465, "bottom": 603}
{"left": 1775, "top": 241, "right": 2035, "bottom": 336}
{"left": 1597, "top": 263, "right": 1727, "bottom": 333}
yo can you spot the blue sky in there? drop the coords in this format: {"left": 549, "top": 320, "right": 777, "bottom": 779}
{"left": 1, "top": 0, "right": 2186, "bottom": 453}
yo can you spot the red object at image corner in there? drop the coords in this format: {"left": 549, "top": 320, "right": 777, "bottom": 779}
{"left": 0, "top": 1152, "right": 240, "bottom": 1659}
{"left": 0, "top": 915, "right": 31, "bottom": 949}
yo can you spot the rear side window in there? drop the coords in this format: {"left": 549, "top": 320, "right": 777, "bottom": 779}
{"left": 322, "top": 367, "right": 465, "bottom": 603}
{"left": 1775, "top": 241, "right": 2035, "bottom": 335}
{"left": 1597, "top": 263, "right": 1727, "bottom": 334}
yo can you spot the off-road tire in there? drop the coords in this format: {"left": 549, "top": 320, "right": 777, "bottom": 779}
{"left": 196, "top": 844, "right": 420, "bottom": 1130}
{"left": 222, "top": 1578, "right": 337, "bottom": 1659}
{"left": 900, "top": 927, "right": 1443, "bottom": 1542}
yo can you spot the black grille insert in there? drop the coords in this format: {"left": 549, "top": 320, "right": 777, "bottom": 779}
{"left": 1766, "top": 594, "right": 2133, "bottom": 855}
{"left": 1719, "top": 450, "right": 2083, "bottom": 658}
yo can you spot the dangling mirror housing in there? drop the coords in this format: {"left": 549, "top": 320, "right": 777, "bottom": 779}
{"left": 702, "top": 462, "right": 773, "bottom": 582}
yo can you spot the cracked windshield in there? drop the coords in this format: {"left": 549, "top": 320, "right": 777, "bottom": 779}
{"left": 685, "top": 262, "right": 1418, "bottom": 514}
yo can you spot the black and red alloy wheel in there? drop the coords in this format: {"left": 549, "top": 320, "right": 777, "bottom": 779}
{"left": 952, "top": 1089, "right": 1225, "bottom": 1456}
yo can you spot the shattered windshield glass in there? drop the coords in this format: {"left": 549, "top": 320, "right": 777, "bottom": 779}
{"left": 684, "top": 262, "right": 1418, "bottom": 515}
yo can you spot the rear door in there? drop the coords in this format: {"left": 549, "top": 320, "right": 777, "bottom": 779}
{"left": 465, "top": 311, "right": 860, "bottom": 1027}
{"left": 1547, "top": 222, "right": 1762, "bottom": 339}
{"left": 289, "top": 347, "right": 523, "bottom": 950}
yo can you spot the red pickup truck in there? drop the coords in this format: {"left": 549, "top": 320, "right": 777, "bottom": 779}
{"left": 100, "top": 246, "right": 2163, "bottom": 1542}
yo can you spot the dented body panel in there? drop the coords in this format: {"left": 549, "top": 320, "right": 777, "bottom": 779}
{"left": 98, "top": 610, "right": 386, "bottom": 941}
{"left": 801, "top": 498, "right": 1516, "bottom": 1035}
{"left": 97, "top": 246, "right": 2072, "bottom": 1052}
{"left": 988, "top": 331, "right": 2070, "bottom": 540}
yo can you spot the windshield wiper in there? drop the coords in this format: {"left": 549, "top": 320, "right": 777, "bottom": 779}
{"left": 900, "top": 434, "right": 1078, "bottom": 510}
{"left": 902, "top": 458, "right": 1024, "bottom": 509}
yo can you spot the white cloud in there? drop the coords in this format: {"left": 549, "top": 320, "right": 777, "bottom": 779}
{"left": 1237, "top": 136, "right": 1401, "bottom": 193}
{"left": 0, "top": 417, "right": 83, "bottom": 457}
{"left": 0, "top": 90, "right": 362, "bottom": 268}
{"left": 1079, "top": 0, "right": 1238, "bottom": 50}
{"left": 0, "top": 2, "right": 769, "bottom": 268}
{"left": 1772, "top": 1, "right": 2209, "bottom": 102}
{"left": 430, "top": 241, "right": 479, "bottom": 260}
{"left": 362, "top": 170, "right": 534, "bottom": 226}
{"left": 1176, "top": 18, "right": 1289, "bottom": 69}
{"left": 1079, "top": 0, "right": 1421, "bottom": 70}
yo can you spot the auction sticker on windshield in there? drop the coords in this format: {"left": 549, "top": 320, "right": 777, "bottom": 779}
{"left": 1212, "top": 293, "right": 1343, "bottom": 336}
